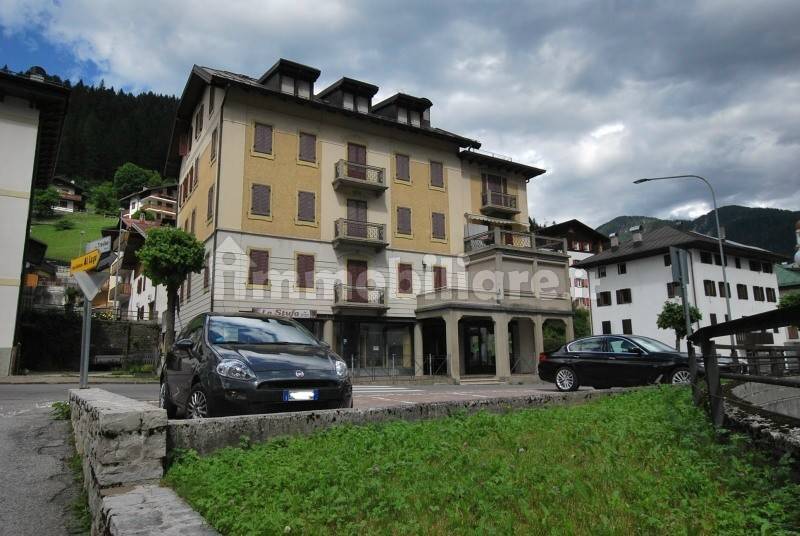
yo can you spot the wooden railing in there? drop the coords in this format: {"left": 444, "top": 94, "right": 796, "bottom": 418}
{"left": 334, "top": 219, "right": 386, "bottom": 242}
{"left": 333, "top": 283, "right": 387, "bottom": 306}
{"left": 335, "top": 159, "right": 385, "bottom": 186}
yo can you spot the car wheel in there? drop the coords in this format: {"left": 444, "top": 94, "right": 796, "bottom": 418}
{"left": 669, "top": 367, "right": 691, "bottom": 385}
{"left": 159, "top": 379, "right": 177, "bottom": 419}
{"left": 555, "top": 367, "right": 579, "bottom": 392}
{"left": 186, "top": 384, "right": 212, "bottom": 419}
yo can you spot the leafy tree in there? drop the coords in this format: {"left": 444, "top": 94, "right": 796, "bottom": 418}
{"left": 89, "top": 181, "right": 119, "bottom": 215}
{"left": 778, "top": 291, "right": 800, "bottom": 310}
{"left": 656, "top": 301, "right": 702, "bottom": 350}
{"left": 573, "top": 307, "right": 591, "bottom": 338}
{"left": 543, "top": 320, "right": 566, "bottom": 352}
{"left": 137, "top": 227, "right": 205, "bottom": 351}
{"left": 32, "top": 187, "right": 60, "bottom": 218}
{"left": 132, "top": 209, "right": 156, "bottom": 221}
{"left": 113, "top": 162, "right": 163, "bottom": 199}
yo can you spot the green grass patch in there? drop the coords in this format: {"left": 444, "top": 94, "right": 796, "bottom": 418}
{"left": 51, "top": 401, "right": 71, "bottom": 420}
{"left": 30, "top": 212, "right": 117, "bottom": 262}
{"left": 164, "top": 388, "right": 800, "bottom": 535}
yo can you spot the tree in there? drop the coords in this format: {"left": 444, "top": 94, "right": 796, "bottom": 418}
{"left": 778, "top": 291, "right": 800, "bottom": 310}
{"left": 542, "top": 320, "right": 566, "bottom": 352}
{"left": 136, "top": 227, "right": 205, "bottom": 351}
{"left": 113, "top": 162, "right": 163, "bottom": 199}
{"left": 656, "top": 301, "right": 702, "bottom": 350}
{"left": 573, "top": 306, "right": 591, "bottom": 338}
{"left": 32, "top": 187, "right": 60, "bottom": 218}
{"left": 89, "top": 181, "right": 118, "bottom": 215}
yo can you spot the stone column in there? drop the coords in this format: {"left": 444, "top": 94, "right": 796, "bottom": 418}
{"left": 564, "top": 315, "right": 575, "bottom": 342}
{"left": 494, "top": 313, "right": 511, "bottom": 379}
{"left": 445, "top": 311, "right": 461, "bottom": 381}
{"left": 413, "top": 321, "right": 424, "bottom": 376}
{"left": 322, "top": 319, "right": 334, "bottom": 348}
{"left": 533, "top": 314, "right": 544, "bottom": 374}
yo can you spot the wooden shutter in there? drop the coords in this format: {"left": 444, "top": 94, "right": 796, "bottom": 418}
{"left": 430, "top": 161, "right": 444, "bottom": 187}
{"left": 249, "top": 250, "right": 269, "bottom": 285}
{"left": 433, "top": 266, "right": 446, "bottom": 289}
{"left": 296, "top": 254, "right": 315, "bottom": 289}
{"left": 398, "top": 263, "right": 413, "bottom": 294}
{"left": 178, "top": 133, "right": 188, "bottom": 156}
{"left": 297, "top": 191, "right": 315, "bottom": 222}
{"left": 207, "top": 185, "right": 214, "bottom": 221}
{"left": 299, "top": 133, "right": 316, "bottom": 162}
{"left": 431, "top": 212, "right": 445, "bottom": 239}
{"left": 254, "top": 123, "right": 273, "bottom": 154}
{"left": 209, "top": 86, "right": 215, "bottom": 114}
{"left": 186, "top": 272, "right": 191, "bottom": 300}
{"left": 397, "top": 207, "right": 411, "bottom": 234}
{"left": 396, "top": 154, "right": 410, "bottom": 181}
{"left": 210, "top": 128, "right": 217, "bottom": 161}
{"left": 251, "top": 184, "right": 271, "bottom": 216}
{"left": 203, "top": 253, "right": 210, "bottom": 288}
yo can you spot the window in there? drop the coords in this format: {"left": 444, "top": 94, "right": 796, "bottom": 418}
{"left": 209, "top": 86, "right": 215, "bottom": 114}
{"left": 430, "top": 161, "right": 444, "bottom": 188}
{"left": 608, "top": 337, "right": 638, "bottom": 352}
{"left": 734, "top": 257, "right": 741, "bottom": 269}
{"left": 297, "top": 191, "right": 316, "bottom": 222}
{"left": 203, "top": 252, "right": 210, "bottom": 289}
{"left": 296, "top": 254, "right": 315, "bottom": 289}
{"left": 210, "top": 128, "right": 218, "bottom": 161}
{"left": 749, "top": 260, "right": 761, "bottom": 272}
{"left": 253, "top": 123, "right": 273, "bottom": 154}
{"left": 703, "top": 280, "right": 716, "bottom": 297}
{"left": 356, "top": 95, "right": 369, "bottom": 113}
{"left": 737, "top": 284, "right": 748, "bottom": 300}
{"left": 714, "top": 254, "right": 722, "bottom": 266}
{"left": 700, "top": 251, "right": 712, "bottom": 264}
{"left": 666, "top": 282, "right": 680, "bottom": 298}
{"left": 298, "top": 132, "right": 316, "bottom": 162}
{"left": 753, "top": 286, "right": 765, "bottom": 301}
{"left": 398, "top": 263, "right": 413, "bottom": 294}
{"left": 598, "top": 266, "right": 606, "bottom": 278}
{"left": 397, "top": 106, "right": 408, "bottom": 123}
{"left": 396, "top": 207, "right": 412, "bottom": 235}
{"left": 710, "top": 314, "right": 717, "bottom": 325}
{"left": 569, "top": 338, "right": 605, "bottom": 352}
{"left": 193, "top": 157, "right": 199, "bottom": 190}
{"left": 395, "top": 154, "right": 410, "bottom": 181}
{"left": 342, "top": 92, "right": 354, "bottom": 110}
{"left": 248, "top": 250, "right": 269, "bottom": 286}
{"left": 190, "top": 209, "right": 196, "bottom": 236}
{"left": 597, "top": 291, "right": 612, "bottom": 307}
{"left": 762, "top": 263, "right": 773, "bottom": 274}
{"left": 409, "top": 110, "right": 421, "bottom": 127}
{"left": 601, "top": 321, "right": 612, "bottom": 334}
{"left": 251, "top": 184, "right": 271, "bottom": 216}
{"left": 788, "top": 325, "right": 799, "bottom": 340}
{"left": 208, "top": 316, "right": 318, "bottom": 345}
{"left": 617, "top": 263, "right": 627, "bottom": 275}
{"left": 718, "top": 281, "right": 730, "bottom": 298}
{"left": 616, "top": 288, "right": 632, "bottom": 304}
{"left": 207, "top": 185, "right": 214, "bottom": 221}
{"left": 297, "top": 79, "right": 311, "bottom": 99}
{"left": 433, "top": 266, "right": 446, "bottom": 289}
{"left": 431, "top": 212, "right": 446, "bottom": 240}
{"left": 195, "top": 104, "right": 204, "bottom": 138}
{"left": 663, "top": 254, "right": 671, "bottom": 266}
{"left": 621, "top": 319, "right": 633, "bottom": 335}
{"left": 280, "top": 75, "right": 294, "bottom": 94}
{"left": 766, "top": 288, "right": 777, "bottom": 302}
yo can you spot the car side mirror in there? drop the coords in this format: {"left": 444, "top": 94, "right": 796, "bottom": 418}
{"left": 320, "top": 340, "right": 331, "bottom": 349}
{"left": 629, "top": 346, "right": 643, "bottom": 355}
{"left": 173, "top": 338, "right": 193, "bottom": 351}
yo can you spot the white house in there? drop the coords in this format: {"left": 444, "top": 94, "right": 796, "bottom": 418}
{"left": 119, "top": 184, "right": 177, "bottom": 225}
{"left": 0, "top": 67, "right": 69, "bottom": 375}
{"left": 51, "top": 176, "right": 85, "bottom": 213}
{"left": 575, "top": 226, "right": 788, "bottom": 351}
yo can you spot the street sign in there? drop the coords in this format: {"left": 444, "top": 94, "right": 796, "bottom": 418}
{"left": 70, "top": 249, "right": 100, "bottom": 273}
{"left": 85, "top": 235, "right": 112, "bottom": 254}
{"left": 72, "top": 270, "right": 109, "bottom": 300}
{"left": 669, "top": 246, "right": 685, "bottom": 284}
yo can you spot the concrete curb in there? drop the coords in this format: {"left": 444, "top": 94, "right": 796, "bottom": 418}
{"left": 0, "top": 375, "right": 159, "bottom": 385}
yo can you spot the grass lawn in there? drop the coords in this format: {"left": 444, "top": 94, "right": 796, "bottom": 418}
{"left": 164, "top": 388, "right": 800, "bottom": 535}
{"left": 29, "top": 212, "right": 117, "bottom": 262}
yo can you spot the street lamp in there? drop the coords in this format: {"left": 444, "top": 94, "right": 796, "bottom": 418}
{"left": 633, "top": 174, "right": 736, "bottom": 353}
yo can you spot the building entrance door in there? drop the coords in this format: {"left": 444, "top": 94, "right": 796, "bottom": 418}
{"left": 347, "top": 143, "right": 367, "bottom": 180}
{"left": 462, "top": 320, "right": 496, "bottom": 375}
{"left": 347, "top": 259, "right": 368, "bottom": 302}
{"left": 347, "top": 199, "right": 367, "bottom": 238}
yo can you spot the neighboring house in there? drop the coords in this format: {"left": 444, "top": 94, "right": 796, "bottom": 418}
{"left": 537, "top": 219, "right": 610, "bottom": 316}
{"left": 575, "top": 226, "right": 788, "bottom": 352}
{"left": 51, "top": 175, "right": 85, "bottom": 212}
{"left": 162, "top": 59, "right": 575, "bottom": 382}
{"left": 120, "top": 184, "right": 178, "bottom": 225}
{"left": 776, "top": 220, "right": 800, "bottom": 342}
{"left": 0, "top": 67, "right": 69, "bottom": 375}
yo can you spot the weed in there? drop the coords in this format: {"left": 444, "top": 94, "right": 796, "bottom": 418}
{"left": 51, "top": 401, "right": 70, "bottom": 421}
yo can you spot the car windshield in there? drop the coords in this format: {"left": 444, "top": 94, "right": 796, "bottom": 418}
{"left": 207, "top": 317, "right": 318, "bottom": 345}
{"left": 626, "top": 336, "right": 676, "bottom": 353}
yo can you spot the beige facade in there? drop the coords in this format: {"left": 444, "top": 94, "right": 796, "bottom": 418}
{"left": 167, "top": 60, "right": 572, "bottom": 382}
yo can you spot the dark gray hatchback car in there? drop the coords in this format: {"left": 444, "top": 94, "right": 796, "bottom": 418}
{"left": 159, "top": 313, "right": 352, "bottom": 418}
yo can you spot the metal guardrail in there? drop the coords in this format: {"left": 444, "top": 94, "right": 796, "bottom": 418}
{"left": 481, "top": 191, "right": 518, "bottom": 210}
{"left": 333, "top": 283, "right": 387, "bottom": 306}
{"left": 464, "top": 229, "right": 566, "bottom": 254}
{"left": 334, "top": 218, "right": 386, "bottom": 242}
{"left": 335, "top": 159, "right": 385, "bottom": 186}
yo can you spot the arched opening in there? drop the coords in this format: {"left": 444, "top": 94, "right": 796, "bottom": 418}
{"left": 510, "top": 317, "right": 537, "bottom": 374}
{"left": 543, "top": 318, "right": 568, "bottom": 353}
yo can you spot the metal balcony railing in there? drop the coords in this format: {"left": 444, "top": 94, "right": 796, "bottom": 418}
{"left": 334, "top": 218, "right": 386, "bottom": 242}
{"left": 333, "top": 283, "right": 387, "bottom": 306}
{"left": 464, "top": 229, "right": 566, "bottom": 254}
{"left": 481, "top": 190, "right": 518, "bottom": 212}
{"left": 334, "top": 159, "right": 386, "bottom": 186}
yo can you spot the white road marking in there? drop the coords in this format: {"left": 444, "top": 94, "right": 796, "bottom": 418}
{"left": 363, "top": 395, "right": 414, "bottom": 405}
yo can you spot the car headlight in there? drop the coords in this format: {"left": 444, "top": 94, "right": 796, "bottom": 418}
{"left": 334, "top": 360, "right": 348, "bottom": 377}
{"left": 216, "top": 359, "right": 256, "bottom": 381}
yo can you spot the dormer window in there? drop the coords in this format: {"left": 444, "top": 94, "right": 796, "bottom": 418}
{"left": 410, "top": 110, "right": 421, "bottom": 127}
{"left": 281, "top": 75, "right": 294, "bottom": 94}
{"left": 356, "top": 95, "right": 369, "bottom": 113}
{"left": 342, "top": 92, "right": 354, "bottom": 110}
{"left": 297, "top": 79, "right": 311, "bottom": 99}
{"left": 422, "top": 108, "right": 430, "bottom": 123}
{"left": 397, "top": 106, "right": 408, "bottom": 123}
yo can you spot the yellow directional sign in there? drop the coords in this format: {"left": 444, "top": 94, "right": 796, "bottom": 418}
{"left": 70, "top": 249, "right": 100, "bottom": 273}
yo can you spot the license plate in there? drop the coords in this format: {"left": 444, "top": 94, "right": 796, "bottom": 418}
{"left": 283, "top": 389, "right": 318, "bottom": 402}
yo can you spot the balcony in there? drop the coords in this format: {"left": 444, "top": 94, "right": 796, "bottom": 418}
{"left": 464, "top": 229, "right": 566, "bottom": 255}
{"left": 113, "top": 282, "right": 132, "bottom": 301}
{"left": 333, "top": 159, "right": 387, "bottom": 195}
{"left": 480, "top": 191, "right": 520, "bottom": 216}
{"left": 332, "top": 218, "right": 388, "bottom": 251}
{"left": 333, "top": 283, "right": 388, "bottom": 314}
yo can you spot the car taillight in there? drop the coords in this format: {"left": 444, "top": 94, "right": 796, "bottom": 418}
{"left": 538, "top": 352, "right": 548, "bottom": 363}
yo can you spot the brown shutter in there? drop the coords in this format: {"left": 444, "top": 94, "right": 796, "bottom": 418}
{"left": 398, "top": 263, "right": 412, "bottom": 294}
{"left": 207, "top": 185, "right": 214, "bottom": 221}
{"left": 203, "top": 253, "right": 210, "bottom": 288}
{"left": 186, "top": 272, "right": 191, "bottom": 300}
{"left": 434, "top": 266, "right": 446, "bottom": 289}
{"left": 209, "top": 86, "right": 215, "bottom": 114}
{"left": 249, "top": 250, "right": 269, "bottom": 285}
{"left": 299, "top": 133, "right": 316, "bottom": 162}
{"left": 431, "top": 212, "right": 445, "bottom": 239}
{"left": 430, "top": 161, "right": 444, "bottom": 187}
{"left": 254, "top": 123, "right": 273, "bottom": 154}
{"left": 396, "top": 154, "right": 409, "bottom": 180}
{"left": 251, "top": 184, "right": 271, "bottom": 215}
{"left": 296, "top": 254, "right": 315, "bottom": 289}
{"left": 211, "top": 128, "right": 217, "bottom": 161}
{"left": 193, "top": 158, "right": 199, "bottom": 190}
{"left": 179, "top": 133, "right": 188, "bottom": 156}
{"left": 397, "top": 207, "right": 411, "bottom": 234}
{"left": 297, "top": 191, "right": 315, "bottom": 222}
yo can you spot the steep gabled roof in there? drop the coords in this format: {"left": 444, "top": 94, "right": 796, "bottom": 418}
{"left": 538, "top": 219, "right": 609, "bottom": 244}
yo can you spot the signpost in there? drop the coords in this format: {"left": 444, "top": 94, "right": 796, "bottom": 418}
{"left": 71, "top": 253, "right": 109, "bottom": 388}
{"left": 71, "top": 249, "right": 100, "bottom": 273}
{"left": 670, "top": 246, "right": 700, "bottom": 403}
{"left": 85, "top": 235, "right": 112, "bottom": 255}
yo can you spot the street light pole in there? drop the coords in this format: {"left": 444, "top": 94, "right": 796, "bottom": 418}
{"left": 633, "top": 175, "right": 737, "bottom": 353}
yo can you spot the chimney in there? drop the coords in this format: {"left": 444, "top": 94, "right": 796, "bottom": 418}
{"left": 609, "top": 232, "right": 619, "bottom": 250}
{"left": 630, "top": 225, "right": 643, "bottom": 245}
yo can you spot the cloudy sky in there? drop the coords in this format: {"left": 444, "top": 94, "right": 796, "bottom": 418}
{"left": 2, "top": 0, "right": 799, "bottom": 227}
